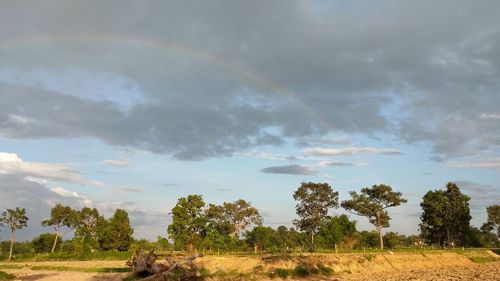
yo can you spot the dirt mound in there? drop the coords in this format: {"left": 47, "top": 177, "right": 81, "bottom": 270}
{"left": 195, "top": 252, "right": 476, "bottom": 276}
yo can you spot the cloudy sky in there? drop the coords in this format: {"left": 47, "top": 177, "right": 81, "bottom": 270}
{"left": 1, "top": 0, "right": 499, "bottom": 241}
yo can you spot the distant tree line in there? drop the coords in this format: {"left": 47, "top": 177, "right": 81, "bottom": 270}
{"left": 1, "top": 181, "right": 498, "bottom": 261}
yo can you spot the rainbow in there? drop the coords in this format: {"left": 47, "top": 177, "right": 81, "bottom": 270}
{"left": 0, "top": 32, "right": 334, "bottom": 131}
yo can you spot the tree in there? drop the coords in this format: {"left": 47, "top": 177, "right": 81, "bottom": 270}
{"left": 41, "top": 204, "right": 78, "bottom": 253}
{"left": 100, "top": 209, "right": 133, "bottom": 251}
{"left": 32, "top": 233, "right": 59, "bottom": 253}
{"left": 420, "top": 182, "right": 471, "bottom": 246}
{"left": 316, "top": 214, "right": 357, "bottom": 251}
{"left": 486, "top": 205, "right": 500, "bottom": 237}
{"left": 206, "top": 199, "right": 262, "bottom": 238}
{"left": 244, "top": 226, "right": 276, "bottom": 253}
{"left": 76, "top": 207, "right": 107, "bottom": 252}
{"left": 341, "top": 184, "right": 407, "bottom": 250}
{"left": 167, "top": 195, "right": 207, "bottom": 253}
{"left": 1, "top": 208, "right": 28, "bottom": 261}
{"left": 293, "top": 182, "right": 339, "bottom": 250}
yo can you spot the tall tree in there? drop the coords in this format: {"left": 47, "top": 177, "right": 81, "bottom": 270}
{"left": 76, "top": 207, "right": 107, "bottom": 252}
{"left": 167, "top": 195, "right": 207, "bottom": 253}
{"left": 41, "top": 204, "right": 78, "bottom": 253}
{"left": 486, "top": 205, "right": 500, "bottom": 237}
{"left": 420, "top": 182, "right": 471, "bottom": 246}
{"left": 293, "top": 182, "right": 339, "bottom": 250}
{"left": 206, "top": 199, "right": 262, "bottom": 238}
{"left": 1, "top": 208, "right": 28, "bottom": 261}
{"left": 101, "top": 209, "right": 133, "bottom": 251}
{"left": 341, "top": 184, "right": 407, "bottom": 250}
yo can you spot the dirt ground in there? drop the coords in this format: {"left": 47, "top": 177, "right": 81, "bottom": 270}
{"left": 1, "top": 253, "right": 498, "bottom": 281}
{"left": 341, "top": 261, "right": 500, "bottom": 281}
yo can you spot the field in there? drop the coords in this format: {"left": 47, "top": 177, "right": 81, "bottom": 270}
{"left": 0, "top": 250, "right": 498, "bottom": 280}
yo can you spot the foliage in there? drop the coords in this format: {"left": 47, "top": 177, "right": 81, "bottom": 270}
{"left": 100, "top": 209, "right": 134, "bottom": 251}
{"left": 316, "top": 215, "right": 357, "bottom": 250}
{"left": 293, "top": 182, "right": 339, "bottom": 249}
{"left": 32, "top": 233, "right": 59, "bottom": 253}
{"left": 72, "top": 207, "right": 107, "bottom": 253}
{"left": 420, "top": 182, "right": 471, "bottom": 246}
{"left": 0, "top": 271, "right": 15, "bottom": 280}
{"left": 168, "top": 195, "right": 207, "bottom": 253}
{"left": 486, "top": 204, "right": 500, "bottom": 237}
{"left": 244, "top": 226, "right": 276, "bottom": 252}
{"left": 41, "top": 204, "right": 79, "bottom": 253}
{"left": 206, "top": 199, "right": 262, "bottom": 238}
{"left": 1, "top": 207, "right": 29, "bottom": 261}
{"left": 341, "top": 184, "right": 407, "bottom": 250}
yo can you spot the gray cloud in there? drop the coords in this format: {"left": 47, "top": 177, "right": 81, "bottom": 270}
{"left": 261, "top": 164, "right": 317, "bottom": 175}
{"left": 0, "top": 0, "right": 498, "bottom": 161}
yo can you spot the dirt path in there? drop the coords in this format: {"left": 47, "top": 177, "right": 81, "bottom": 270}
{"left": 1, "top": 268, "right": 127, "bottom": 281}
{"left": 0, "top": 260, "right": 128, "bottom": 281}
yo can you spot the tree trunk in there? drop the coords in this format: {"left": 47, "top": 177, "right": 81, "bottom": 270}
{"left": 8, "top": 230, "right": 14, "bottom": 262}
{"left": 376, "top": 211, "right": 384, "bottom": 250}
{"left": 446, "top": 228, "right": 451, "bottom": 247}
{"left": 188, "top": 243, "right": 195, "bottom": 255}
{"left": 51, "top": 232, "right": 59, "bottom": 254}
{"left": 311, "top": 232, "right": 315, "bottom": 251}
{"left": 378, "top": 227, "right": 384, "bottom": 250}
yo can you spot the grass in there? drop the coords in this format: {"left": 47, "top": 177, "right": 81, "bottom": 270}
{"left": 0, "top": 265, "right": 23, "bottom": 270}
{"left": 0, "top": 271, "right": 15, "bottom": 281}
{"left": 468, "top": 256, "right": 497, "bottom": 263}
{"left": 0, "top": 251, "right": 131, "bottom": 262}
{"left": 30, "top": 265, "right": 130, "bottom": 273}
{"left": 317, "top": 263, "right": 334, "bottom": 276}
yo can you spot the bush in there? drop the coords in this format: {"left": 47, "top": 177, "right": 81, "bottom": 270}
{"left": 0, "top": 271, "right": 15, "bottom": 280}
{"left": 293, "top": 265, "right": 310, "bottom": 277}
{"left": 275, "top": 268, "right": 291, "bottom": 278}
{"left": 317, "top": 264, "right": 334, "bottom": 276}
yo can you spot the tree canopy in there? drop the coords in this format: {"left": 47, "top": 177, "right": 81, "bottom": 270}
{"left": 293, "top": 182, "right": 339, "bottom": 250}
{"left": 341, "top": 184, "right": 407, "bottom": 250}
{"left": 167, "top": 195, "right": 207, "bottom": 253}
{"left": 42, "top": 204, "right": 79, "bottom": 253}
{"left": 1, "top": 207, "right": 29, "bottom": 261}
{"left": 420, "top": 182, "right": 471, "bottom": 246}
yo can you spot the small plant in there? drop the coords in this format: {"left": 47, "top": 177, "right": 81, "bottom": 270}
{"left": 275, "top": 268, "right": 291, "bottom": 279}
{"left": 0, "top": 271, "right": 15, "bottom": 281}
{"left": 293, "top": 265, "right": 310, "bottom": 277}
{"left": 252, "top": 265, "right": 264, "bottom": 273}
{"left": 364, "top": 254, "right": 375, "bottom": 261}
{"left": 317, "top": 264, "right": 334, "bottom": 276}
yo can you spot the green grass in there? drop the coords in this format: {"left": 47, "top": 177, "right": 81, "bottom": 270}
{"left": 317, "top": 264, "right": 334, "bottom": 276}
{"left": 0, "top": 251, "right": 131, "bottom": 262}
{"left": 30, "top": 265, "right": 130, "bottom": 273}
{"left": 0, "top": 271, "right": 14, "bottom": 280}
{"left": 0, "top": 265, "right": 23, "bottom": 270}
{"left": 468, "top": 256, "right": 497, "bottom": 263}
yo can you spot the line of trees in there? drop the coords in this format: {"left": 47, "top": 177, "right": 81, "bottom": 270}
{"left": 167, "top": 182, "right": 498, "bottom": 253}
{"left": 1, "top": 181, "right": 498, "bottom": 260}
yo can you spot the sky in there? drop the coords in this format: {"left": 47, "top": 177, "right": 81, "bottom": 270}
{"left": 0, "top": 0, "right": 499, "bottom": 241}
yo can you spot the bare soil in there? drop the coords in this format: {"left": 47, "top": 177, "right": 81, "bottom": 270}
{"left": 0, "top": 251, "right": 498, "bottom": 281}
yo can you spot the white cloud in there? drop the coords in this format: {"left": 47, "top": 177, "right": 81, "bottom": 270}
{"left": 479, "top": 113, "right": 500, "bottom": 120}
{"left": 103, "top": 159, "right": 131, "bottom": 167}
{"left": 304, "top": 147, "right": 403, "bottom": 156}
{"left": 0, "top": 152, "right": 87, "bottom": 184}
{"left": 449, "top": 158, "right": 500, "bottom": 169}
